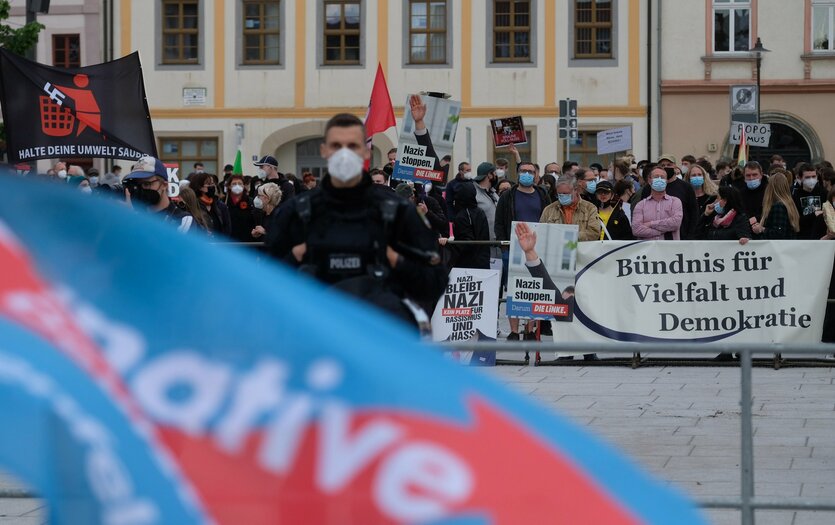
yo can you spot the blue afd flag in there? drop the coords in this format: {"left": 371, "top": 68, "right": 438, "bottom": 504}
{"left": 0, "top": 318, "right": 206, "bottom": 524}
{"left": 0, "top": 177, "right": 705, "bottom": 525}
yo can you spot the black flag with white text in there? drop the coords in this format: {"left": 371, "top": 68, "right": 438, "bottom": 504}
{"left": 0, "top": 49, "right": 157, "bottom": 163}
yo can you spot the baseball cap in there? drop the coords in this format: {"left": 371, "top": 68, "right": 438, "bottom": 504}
{"left": 253, "top": 155, "right": 278, "bottom": 168}
{"left": 595, "top": 180, "right": 614, "bottom": 193}
{"left": 658, "top": 153, "right": 677, "bottom": 165}
{"left": 124, "top": 155, "right": 168, "bottom": 181}
{"left": 475, "top": 162, "right": 495, "bottom": 182}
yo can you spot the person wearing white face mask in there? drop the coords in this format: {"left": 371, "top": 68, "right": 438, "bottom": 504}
{"left": 632, "top": 166, "right": 684, "bottom": 240}
{"left": 52, "top": 161, "right": 68, "bottom": 180}
{"left": 792, "top": 162, "right": 828, "bottom": 239}
{"left": 265, "top": 113, "right": 447, "bottom": 330}
{"left": 250, "top": 182, "right": 281, "bottom": 240}
{"left": 495, "top": 157, "right": 510, "bottom": 183}
{"left": 253, "top": 154, "right": 295, "bottom": 205}
{"left": 223, "top": 174, "right": 259, "bottom": 241}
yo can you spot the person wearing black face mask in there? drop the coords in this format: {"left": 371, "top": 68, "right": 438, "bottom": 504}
{"left": 190, "top": 172, "right": 231, "bottom": 236}
{"left": 123, "top": 155, "right": 194, "bottom": 233}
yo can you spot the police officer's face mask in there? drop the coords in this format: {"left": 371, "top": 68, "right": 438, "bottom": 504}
{"left": 328, "top": 147, "right": 364, "bottom": 183}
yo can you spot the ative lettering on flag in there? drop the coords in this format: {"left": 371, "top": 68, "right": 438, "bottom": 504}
{"left": 0, "top": 177, "right": 707, "bottom": 525}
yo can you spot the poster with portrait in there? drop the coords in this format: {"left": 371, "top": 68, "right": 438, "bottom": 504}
{"left": 506, "top": 222, "right": 579, "bottom": 321}
{"left": 392, "top": 94, "right": 461, "bottom": 183}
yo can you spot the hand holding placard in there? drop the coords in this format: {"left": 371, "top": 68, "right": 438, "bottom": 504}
{"left": 409, "top": 94, "right": 427, "bottom": 131}
{"left": 515, "top": 222, "right": 539, "bottom": 261}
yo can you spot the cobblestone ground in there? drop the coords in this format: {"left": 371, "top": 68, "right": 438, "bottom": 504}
{"left": 1, "top": 362, "right": 832, "bottom": 525}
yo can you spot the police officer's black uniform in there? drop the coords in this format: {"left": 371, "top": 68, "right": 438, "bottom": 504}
{"left": 266, "top": 173, "right": 447, "bottom": 326}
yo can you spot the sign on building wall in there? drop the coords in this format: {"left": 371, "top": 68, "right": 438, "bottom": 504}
{"left": 183, "top": 87, "right": 207, "bottom": 106}
{"left": 730, "top": 85, "right": 758, "bottom": 124}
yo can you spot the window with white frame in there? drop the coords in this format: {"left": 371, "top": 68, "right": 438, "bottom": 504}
{"left": 712, "top": 0, "right": 750, "bottom": 53}
{"left": 813, "top": 1, "right": 835, "bottom": 51}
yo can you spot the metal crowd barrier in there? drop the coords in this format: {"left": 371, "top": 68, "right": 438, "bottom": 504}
{"left": 444, "top": 341, "right": 835, "bottom": 525}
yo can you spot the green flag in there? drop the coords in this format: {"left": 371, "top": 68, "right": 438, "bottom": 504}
{"left": 233, "top": 149, "right": 243, "bottom": 175}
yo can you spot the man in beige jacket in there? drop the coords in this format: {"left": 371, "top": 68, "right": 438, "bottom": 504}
{"left": 540, "top": 174, "right": 601, "bottom": 241}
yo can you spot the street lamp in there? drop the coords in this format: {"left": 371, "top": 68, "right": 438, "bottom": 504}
{"left": 752, "top": 37, "right": 770, "bottom": 123}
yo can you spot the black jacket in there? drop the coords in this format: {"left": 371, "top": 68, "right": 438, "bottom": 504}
{"left": 733, "top": 176, "right": 769, "bottom": 222}
{"left": 445, "top": 175, "right": 469, "bottom": 218}
{"left": 792, "top": 183, "right": 827, "bottom": 239}
{"left": 420, "top": 190, "right": 448, "bottom": 236}
{"left": 494, "top": 185, "right": 551, "bottom": 245}
{"left": 450, "top": 183, "right": 491, "bottom": 269}
{"left": 265, "top": 174, "right": 447, "bottom": 310}
{"left": 200, "top": 198, "right": 232, "bottom": 236}
{"left": 641, "top": 177, "right": 699, "bottom": 239}
{"left": 225, "top": 195, "right": 258, "bottom": 242}
{"left": 695, "top": 209, "right": 754, "bottom": 241}
{"left": 599, "top": 201, "right": 634, "bottom": 240}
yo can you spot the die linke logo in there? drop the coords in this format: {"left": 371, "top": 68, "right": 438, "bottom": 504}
{"left": 40, "top": 74, "right": 101, "bottom": 138}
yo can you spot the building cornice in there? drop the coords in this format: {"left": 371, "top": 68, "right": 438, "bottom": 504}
{"left": 661, "top": 80, "right": 835, "bottom": 95}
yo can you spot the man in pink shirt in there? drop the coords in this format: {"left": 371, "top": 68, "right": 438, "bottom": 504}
{"left": 632, "top": 166, "right": 684, "bottom": 240}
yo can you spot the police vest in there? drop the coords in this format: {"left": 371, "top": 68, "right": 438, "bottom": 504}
{"left": 295, "top": 189, "right": 403, "bottom": 286}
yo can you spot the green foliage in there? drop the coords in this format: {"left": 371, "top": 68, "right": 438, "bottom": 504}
{"left": 0, "top": 1, "right": 43, "bottom": 151}
{"left": 0, "top": 0, "right": 44, "bottom": 55}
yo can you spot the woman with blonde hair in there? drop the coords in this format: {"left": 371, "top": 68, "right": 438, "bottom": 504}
{"left": 251, "top": 182, "right": 282, "bottom": 240}
{"left": 685, "top": 163, "right": 718, "bottom": 216}
{"left": 177, "top": 186, "right": 211, "bottom": 233}
{"left": 752, "top": 171, "right": 800, "bottom": 239}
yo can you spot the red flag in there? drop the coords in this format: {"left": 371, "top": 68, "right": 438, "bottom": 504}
{"left": 364, "top": 63, "right": 396, "bottom": 170}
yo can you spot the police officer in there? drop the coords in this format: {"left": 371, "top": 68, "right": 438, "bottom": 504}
{"left": 266, "top": 113, "right": 447, "bottom": 327}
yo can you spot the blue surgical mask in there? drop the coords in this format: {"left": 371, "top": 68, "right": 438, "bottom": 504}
{"left": 557, "top": 193, "right": 573, "bottom": 206}
{"left": 519, "top": 172, "right": 535, "bottom": 187}
{"left": 690, "top": 176, "right": 704, "bottom": 187}
{"left": 651, "top": 178, "right": 667, "bottom": 192}
{"left": 586, "top": 180, "right": 597, "bottom": 193}
{"left": 713, "top": 202, "right": 725, "bottom": 215}
{"left": 746, "top": 178, "right": 761, "bottom": 190}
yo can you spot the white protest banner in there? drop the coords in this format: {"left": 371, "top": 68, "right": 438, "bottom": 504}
{"left": 560, "top": 240, "right": 835, "bottom": 343}
{"left": 432, "top": 268, "right": 501, "bottom": 366}
{"left": 729, "top": 121, "right": 772, "bottom": 148}
{"left": 393, "top": 94, "right": 461, "bottom": 183}
{"left": 506, "top": 222, "right": 578, "bottom": 321}
{"left": 596, "top": 126, "right": 633, "bottom": 155}
{"left": 432, "top": 268, "right": 501, "bottom": 343}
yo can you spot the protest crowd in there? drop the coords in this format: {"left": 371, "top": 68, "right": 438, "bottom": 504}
{"left": 12, "top": 101, "right": 835, "bottom": 350}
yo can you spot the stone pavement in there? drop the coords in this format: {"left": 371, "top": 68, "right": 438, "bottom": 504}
{"left": 1, "top": 362, "right": 833, "bottom": 525}
{"left": 486, "top": 361, "right": 835, "bottom": 525}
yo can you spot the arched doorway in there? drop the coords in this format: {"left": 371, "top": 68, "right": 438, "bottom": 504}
{"left": 722, "top": 111, "right": 824, "bottom": 168}
{"left": 296, "top": 138, "right": 326, "bottom": 179}
{"left": 261, "top": 121, "right": 395, "bottom": 175}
